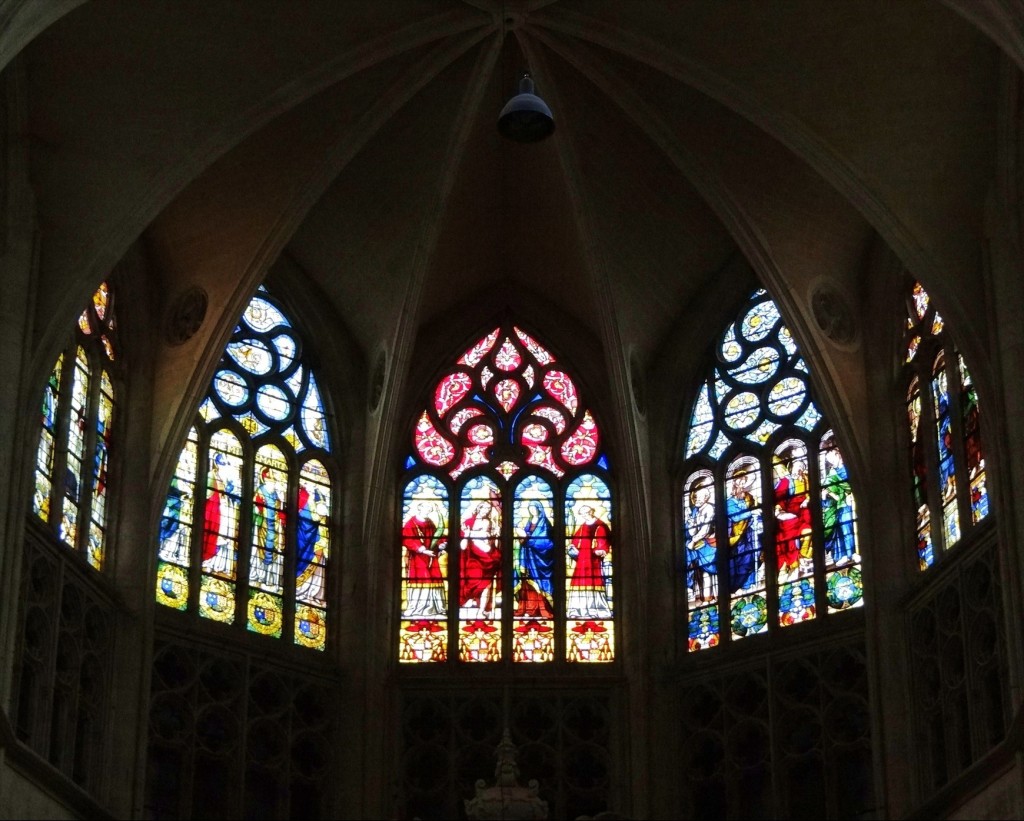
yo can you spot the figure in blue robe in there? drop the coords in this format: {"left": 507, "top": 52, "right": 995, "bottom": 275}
{"left": 726, "top": 472, "right": 761, "bottom": 594}
{"left": 297, "top": 485, "right": 323, "bottom": 578}
{"left": 514, "top": 501, "right": 555, "bottom": 618}
{"left": 296, "top": 485, "right": 326, "bottom": 605}
{"left": 685, "top": 483, "right": 717, "bottom": 602}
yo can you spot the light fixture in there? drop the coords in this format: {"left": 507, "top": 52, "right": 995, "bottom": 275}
{"left": 497, "top": 73, "right": 554, "bottom": 143}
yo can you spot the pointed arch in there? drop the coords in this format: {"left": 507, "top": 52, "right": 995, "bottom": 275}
{"left": 398, "top": 323, "right": 615, "bottom": 665}
{"left": 682, "top": 289, "right": 862, "bottom": 652}
{"left": 31, "top": 280, "right": 118, "bottom": 570}
{"left": 155, "top": 285, "right": 335, "bottom": 651}
{"left": 902, "top": 280, "right": 989, "bottom": 569}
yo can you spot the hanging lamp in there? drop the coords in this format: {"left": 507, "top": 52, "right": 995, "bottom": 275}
{"left": 497, "top": 73, "right": 554, "bottom": 143}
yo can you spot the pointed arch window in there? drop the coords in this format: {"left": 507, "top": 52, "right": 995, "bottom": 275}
{"left": 682, "top": 289, "right": 863, "bottom": 652}
{"left": 399, "top": 324, "right": 614, "bottom": 664}
{"left": 903, "top": 280, "right": 989, "bottom": 570}
{"left": 32, "top": 281, "right": 118, "bottom": 570}
{"left": 155, "top": 286, "right": 334, "bottom": 651}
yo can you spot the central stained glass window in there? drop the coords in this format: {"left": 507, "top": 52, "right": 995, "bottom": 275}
{"left": 399, "top": 325, "right": 614, "bottom": 664}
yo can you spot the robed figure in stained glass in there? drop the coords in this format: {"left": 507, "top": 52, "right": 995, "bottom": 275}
{"left": 460, "top": 499, "right": 502, "bottom": 619}
{"left": 514, "top": 500, "right": 555, "bottom": 618}
{"left": 159, "top": 477, "right": 189, "bottom": 564}
{"left": 251, "top": 466, "right": 285, "bottom": 589}
{"left": 821, "top": 443, "right": 856, "bottom": 566}
{"left": 93, "top": 409, "right": 110, "bottom": 504}
{"left": 959, "top": 360, "right": 989, "bottom": 521}
{"left": 773, "top": 445, "right": 812, "bottom": 581}
{"left": 934, "top": 367, "right": 956, "bottom": 503}
{"left": 66, "top": 397, "right": 88, "bottom": 507}
{"left": 685, "top": 481, "right": 717, "bottom": 603}
{"left": 295, "top": 484, "right": 328, "bottom": 605}
{"left": 566, "top": 505, "right": 613, "bottom": 619}
{"left": 727, "top": 469, "right": 761, "bottom": 594}
{"left": 203, "top": 452, "right": 237, "bottom": 574}
{"left": 402, "top": 500, "right": 447, "bottom": 617}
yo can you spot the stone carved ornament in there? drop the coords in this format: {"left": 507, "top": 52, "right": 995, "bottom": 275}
{"left": 809, "top": 281, "right": 857, "bottom": 347}
{"left": 165, "top": 286, "right": 208, "bottom": 346}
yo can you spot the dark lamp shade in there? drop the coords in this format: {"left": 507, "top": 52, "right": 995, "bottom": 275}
{"left": 497, "top": 75, "right": 555, "bottom": 143}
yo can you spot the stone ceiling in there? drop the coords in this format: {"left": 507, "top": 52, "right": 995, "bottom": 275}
{"left": 6, "top": 0, "right": 1007, "bottom": 470}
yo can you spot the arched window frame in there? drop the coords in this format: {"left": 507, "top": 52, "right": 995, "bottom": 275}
{"left": 398, "top": 323, "right": 616, "bottom": 666}
{"left": 154, "top": 285, "right": 337, "bottom": 652}
{"left": 31, "top": 281, "right": 119, "bottom": 571}
{"left": 680, "top": 289, "right": 863, "bottom": 652}
{"left": 902, "top": 280, "right": 990, "bottom": 571}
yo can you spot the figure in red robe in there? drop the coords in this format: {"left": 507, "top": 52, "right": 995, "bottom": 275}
{"left": 459, "top": 500, "right": 501, "bottom": 619}
{"left": 566, "top": 505, "right": 612, "bottom": 619}
{"left": 773, "top": 448, "right": 811, "bottom": 580}
{"left": 402, "top": 501, "right": 446, "bottom": 617}
{"left": 202, "top": 453, "right": 236, "bottom": 574}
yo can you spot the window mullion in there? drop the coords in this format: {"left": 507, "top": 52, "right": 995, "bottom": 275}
{"left": 190, "top": 423, "right": 211, "bottom": 617}
{"left": 236, "top": 438, "right": 256, "bottom": 636}
{"left": 714, "top": 463, "right": 732, "bottom": 647}
{"left": 761, "top": 453, "right": 780, "bottom": 635}
{"left": 448, "top": 488, "right": 459, "bottom": 666}
{"left": 282, "top": 451, "right": 299, "bottom": 648}
{"left": 808, "top": 438, "right": 827, "bottom": 619}
{"left": 502, "top": 487, "right": 513, "bottom": 662}
{"left": 555, "top": 482, "right": 566, "bottom": 662}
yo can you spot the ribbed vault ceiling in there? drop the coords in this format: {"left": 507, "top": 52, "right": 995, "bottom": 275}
{"left": 10, "top": 0, "right": 1004, "bottom": 469}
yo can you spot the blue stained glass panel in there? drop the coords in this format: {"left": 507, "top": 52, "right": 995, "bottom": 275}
{"left": 244, "top": 296, "right": 288, "bottom": 331}
{"left": 228, "top": 339, "right": 274, "bottom": 375}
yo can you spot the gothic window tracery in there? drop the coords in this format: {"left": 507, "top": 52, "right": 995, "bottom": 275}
{"left": 155, "top": 285, "right": 334, "bottom": 651}
{"left": 903, "top": 280, "right": 989, "bottom": 570}
{"left": 399, "top": 324, "right": 615, "bottom": 664}
{"left": 32, "top": 281, "right": 118, "bottom": 570}
{"left": 682, "top": 289, "right": 863, "bottom": 651}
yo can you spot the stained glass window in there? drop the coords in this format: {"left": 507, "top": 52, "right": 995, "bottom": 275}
{"left": 32, "top": 282, "right": 117, "bottom": 570}
{"left": 903, "top": 281, "right": 989, "bottom": 569}
{"left": 399, "top": 324, "right": 614, "bottom": 665}
{"left": 155, "top": 286, "right": 334, "bottom": 651}
{"left": 682, "top": 289, "right": 862, "bottom": 652}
